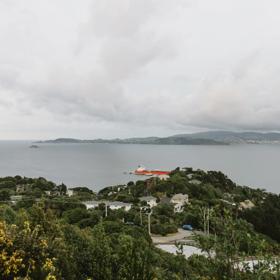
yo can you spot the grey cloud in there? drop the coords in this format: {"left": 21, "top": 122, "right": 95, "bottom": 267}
{"left": 179, "top": 52, "right": 280, "bottom": 130}
{"left": 1, "top": 0, "right": 280, "bottom": 139}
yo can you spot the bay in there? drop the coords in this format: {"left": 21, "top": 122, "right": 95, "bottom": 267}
{"left": 0, "top": 141, "right": 279, "bottom": 193}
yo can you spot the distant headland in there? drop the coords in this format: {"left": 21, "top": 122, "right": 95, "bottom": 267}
{"left": 37, "top": 131, "right": 280, "bottom": 145}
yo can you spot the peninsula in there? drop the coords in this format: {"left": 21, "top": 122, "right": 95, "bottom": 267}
{"left": 37, "top": 131, "right": 280, "bottom": 145}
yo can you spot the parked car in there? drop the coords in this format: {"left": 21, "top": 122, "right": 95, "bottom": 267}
{"left": 182, "top": 224, "right": 193, "bottom": 231}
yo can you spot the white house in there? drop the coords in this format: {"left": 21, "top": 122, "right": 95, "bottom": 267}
{"left": 170, "top": 193, "right": 189, "bottom": 213}
{"left": 107, "top": 201, "right": 132, "bottom": 211}
{"left": 66, "top": 189, "right": 74, "bottom": 197}
{"left": 173, "top": 204, "right": 184, "bottom": 213}
{"left": 139, "top": 196, "right": 158, "bottom": 208}
{"left": 157, "top": 174, "right": 170, "bottom": 181}
{"left": 170, "top": 193, "right": 189, "bottom": 204}
{"left": 44, "top": 191, "right": 51, "bottom": 196}
{"left": 239, "top": 200, "right": 255, "bottom": 210}
{"left": 16, "top": 185, "right": 26, "bottom": 193}
{"left": 186, "top": 174, "right": 194, "bottom": 179}
{"left": 84, "top": 201, "right": 100, "bottom": 210}
{"left": 83, "top": 200, "right": 132, "bottom": 211}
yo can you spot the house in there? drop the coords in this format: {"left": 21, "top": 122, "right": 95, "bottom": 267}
{"left": 186, "top": 174, "right": 194, "bottom": 179}
{"left": 44, "top": 191, "right": 51, "bottom": 196}
{"left": 108, "top": 191, "right": 117, "bottom": 196}
{"left": 117, "top": 185, "right": 126, "bottom": 192}
{"left": 173, "top": 204, "right": 184, "bottom": 213}
{"left": 84, "top": 201, "right": 100, "bottom": 210}
{"left": 83, "top": 200, "right": 132, "bottom": 211}
{"left": 239, "top": 200, "right": 255, "bottom": 210}
{"left": 10, "top": 195, "right": 23, "bottom": 204}
{"left": 139, "top": 196, "right": 158, "bottom": 208}
{"left": 189, "top": 179, "right": 201, "bottom": 185}
{"left": 46, "top": 186, "right": 64, "bottom": 197}
{"left": 170, "top": 193, "right": 189, "bottom": 213}
{"left": 107, "top": 201, "right": 132, "bottom": 211}
{"left": 16, "top": 185, "right": 26, "bottom": 193}
{"left": 170, "top": 193, "right": 189, "bottom": 204}
{"left": 84, "top": 200, "right": 103, "bottom": 210}
{"left": 66, "top": 189, "right": 74, "bottom": 197}
{"left": 158, "top": 174, "right": 170, "bottom": 181}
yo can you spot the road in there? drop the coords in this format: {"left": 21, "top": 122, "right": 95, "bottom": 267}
{"left": 151, "top": 228, "right": 196, "bottom": 244}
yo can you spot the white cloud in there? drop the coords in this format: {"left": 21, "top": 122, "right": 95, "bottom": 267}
{"left": 0, "top": 0, "right": 280, "bottom": 139}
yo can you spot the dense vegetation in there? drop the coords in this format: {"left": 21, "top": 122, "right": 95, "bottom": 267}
{"left": 0, "top": 168, "right": 279, "bottom": 279}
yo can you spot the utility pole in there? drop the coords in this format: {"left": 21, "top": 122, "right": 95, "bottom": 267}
{"left": 147, "top": 211, "right": 152, "bottom": 236}
{"left": 140, "top": 207, "right": 143, "bottom": 226}
{"left": 203, "top": 208, "right": 207, "bottom": 234}
{"left": 105, "top": 202, "right": 108, "bottom": 217}
{"left": 201, "top": 207, "right": 211, "bottom": 235}
{"left": 205, "top": 207, "right": 212, "bottom": 235}
{"left": 139, "top": 206, "right": 152, "bottom": 235}
{"left": 207, "top": 208, "right": 210, "bottom": 235}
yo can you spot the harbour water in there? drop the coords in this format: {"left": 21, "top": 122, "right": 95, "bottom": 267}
{"left": 0, "top": 141, "right": 279, "bottom": 193}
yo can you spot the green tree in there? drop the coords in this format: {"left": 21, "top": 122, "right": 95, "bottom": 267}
{"left": 0, "top": 190, "right": 10, "bottom": 201}
{"left": 194, "top": 208, "right": 280, "bottom": 279}
{"left": 113, "top": 234, "right": 156, "bottom": 280}
{"left": 62, "top": 207, "right": 90, "bottom": 224}
{"left": 0, "top": 205, "right": 16, "bottom": 223}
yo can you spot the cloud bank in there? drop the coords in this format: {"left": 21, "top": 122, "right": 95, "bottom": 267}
{"left": 0, "top": 0, "right": 280, "bottom": 139}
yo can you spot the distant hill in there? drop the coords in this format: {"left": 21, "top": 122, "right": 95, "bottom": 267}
{"left": 174, "top": 131, "right": 280, "bottom": 144}
{"left": 37, "top": 131, "right": 280, "bottom": 145}
{"left": 38, "top": 131, "right": 280, "bottom": 145}
{"left": 38, "top": 136, "right": 226, "bottom": 145}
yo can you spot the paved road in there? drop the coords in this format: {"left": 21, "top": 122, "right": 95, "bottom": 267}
{"left": 151, "top": 228, "right": 195, "bottom": 244}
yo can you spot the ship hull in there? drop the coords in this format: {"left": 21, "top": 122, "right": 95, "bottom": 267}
{"left": 134, "top": 170, "right": 170, "bottom": 176}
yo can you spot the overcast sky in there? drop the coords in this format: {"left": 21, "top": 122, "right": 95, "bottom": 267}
{"left": 1, "top": 0, "right": 280, "bottom": 139}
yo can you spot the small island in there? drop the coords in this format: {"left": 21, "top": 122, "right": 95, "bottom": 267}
{"left": 29, "top": 145, "right": 39, "bottom": 148}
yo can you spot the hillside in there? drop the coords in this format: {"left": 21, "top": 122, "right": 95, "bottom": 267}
{"left": 38, "top": 137, "right": 226, "bottom": 145}
{"left": 0, "top": 168, "right": 279, "bottom": 279}
{"left": 175, "top": 131, "right": 280, "bottom": 144}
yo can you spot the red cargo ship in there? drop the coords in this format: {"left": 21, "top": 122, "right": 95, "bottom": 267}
{"left": 133, "top": 166, "right": 170, "bottom": 176}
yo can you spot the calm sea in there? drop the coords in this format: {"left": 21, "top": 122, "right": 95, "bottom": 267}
{"left": 0, "top": 141, "right": 279, "bottom": 193}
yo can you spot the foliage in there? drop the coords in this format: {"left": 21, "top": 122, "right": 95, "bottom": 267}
{"left": 240, "top": 193, "right": 280, "bottom": 242}
{"left": 0, "top": 190, "right": 10, "bottom": 201}
{"left": 193, "top": 208, "right": 280, "bottom": 279}
{"left": 0, "top": 170, "right": 279, "bottom": 279}
{"left": 0, "top": 220, "right": 58, "bottom": 279}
